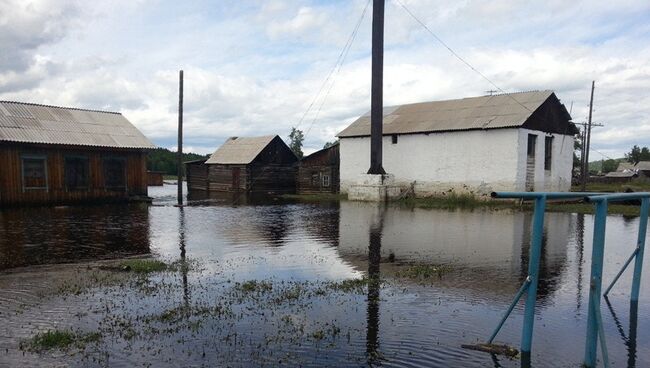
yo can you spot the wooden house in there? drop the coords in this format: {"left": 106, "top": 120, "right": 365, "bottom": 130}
{"left": 147, "top": 171, "right": 164, "bottom": 186}
{"left": 297, "top": 143, "right": 339, "bottom": 194}
{"left": 187, "top": 135, "right": 297, "bottom": 194}
{"left": 0, "top": 101, "right": 155, "bottom": 206}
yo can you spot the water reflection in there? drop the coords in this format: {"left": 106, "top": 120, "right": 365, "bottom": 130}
{"left": 338, "top": 202, "right": 572, "bottom": 302}
{"left": 179, "top": 207, "right": 189, "bottom": 306}
{"left": 0, "top": 204, "right": 151, "bottom": 270}
{"left": 366, "top": 205, "right": 385, "bottom": 366}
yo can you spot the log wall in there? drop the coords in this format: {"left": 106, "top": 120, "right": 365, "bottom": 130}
{"left": 0, "top": 143, "right": 148, "bottom": 206}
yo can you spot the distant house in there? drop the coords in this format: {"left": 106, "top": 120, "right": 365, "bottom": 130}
{"left": 297, "top": 143, "right": 339, "bottom": 194}
{"left": 616, "top": 162, "right": 635, "bottom": 172}
{"left": 186, "top": 135, "right": 297, "bottom": 194}
{"left": 0, "top": 101, "right": 155, "bottom": 206}
{"left": 634, "top": 161, "right": 650, "bottom": 177}
{"left": 337, "top": 91, "right": 578, "bottom": 196}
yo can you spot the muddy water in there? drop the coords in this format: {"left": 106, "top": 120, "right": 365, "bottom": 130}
{"left": 0, "top": 184, "right": 649, "bottom": 367}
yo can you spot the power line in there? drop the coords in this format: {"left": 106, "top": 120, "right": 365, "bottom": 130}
{"left": 296, "top": 0, "right": 371, "bottom": 133}
{"left": 393, "top": 0, "right": 533, "bottom": 113}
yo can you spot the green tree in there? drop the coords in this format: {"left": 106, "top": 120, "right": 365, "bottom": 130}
{"left": 601, "top": 159, "right": 618, "bottom": 173}
{"left": 146, "top": 148, "right": 209, "bottom": 175}
{"left": 323, "top": 139, "right": 339, "bottom": 149}
{"left": 288, "top": 127, "right": 304, "bottom": 159}
{"left": 625, "top": 145, "right": 650, "bottom": 164}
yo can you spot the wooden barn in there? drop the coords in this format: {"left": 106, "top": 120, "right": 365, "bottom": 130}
{"left": 186, "top": 135, "right": 297, "bottom": 194}
{"left": 297, "top": 143, "right": 339, "bottom": 194}
{"left": 0, "top": 101, "right": 155, "bottom": 206}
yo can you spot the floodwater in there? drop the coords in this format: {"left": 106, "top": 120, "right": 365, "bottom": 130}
{"left": 0, "top": 185, "right": 649, "bottom": 367}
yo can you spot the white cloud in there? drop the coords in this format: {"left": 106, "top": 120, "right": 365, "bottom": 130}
{"left": 0, "top": 0, "right": 648, "bottom": 159}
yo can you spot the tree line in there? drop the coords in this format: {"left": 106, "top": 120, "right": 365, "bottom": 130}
{"left": 147, "top": 148, "right": 209, "bottom": 175}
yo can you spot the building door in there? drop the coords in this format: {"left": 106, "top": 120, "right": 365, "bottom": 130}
{"left": 232, "top": 167, "right": 240, "bottom": 191}
{"left": 525, "top": 134, "right": 536, "bottom": 191}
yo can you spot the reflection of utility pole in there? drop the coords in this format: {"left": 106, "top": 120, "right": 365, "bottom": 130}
{"left": 581, "top": 81, "right": 595, "bottom": 191}
{"left": 366, "top": 205, "right": 385, "bottom": 364}
{"left": 179, "top": 207, "right": 189, "bottom": 306}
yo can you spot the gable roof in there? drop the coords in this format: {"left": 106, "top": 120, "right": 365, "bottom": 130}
{"left": 617, "top": 162, "right": 635, "bottom": 172}
{"left": 205, "top": 135, "right": 278, "bottom": 164}
{"left": 0, "top": 101, "right": 155, "bottom": 149}
{"left": 635, "top": 161, "right": 650, "bottom": 171}
{"left": 337, "top": 90, "right": 574, "bottom": 138}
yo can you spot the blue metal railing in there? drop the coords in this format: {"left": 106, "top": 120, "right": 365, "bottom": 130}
{"left": 486, "top": 191, "right": 649, "bottom": 368}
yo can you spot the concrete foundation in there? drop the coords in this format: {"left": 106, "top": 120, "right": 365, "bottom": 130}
{"left": 348, "top": 174, "right": 402, "bottom": 201}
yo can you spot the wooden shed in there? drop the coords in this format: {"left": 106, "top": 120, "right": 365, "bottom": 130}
{"left": 297, "top": 144, "right": 339, "bottom": 194}
{"left": 187, "top": 135, "right": 297, "bottom": 194}
{"left": 147, "top": 171, "right": 164, "bottom": 186}
{"left": 0, "top": 101, "right": 156, "bottom": 206}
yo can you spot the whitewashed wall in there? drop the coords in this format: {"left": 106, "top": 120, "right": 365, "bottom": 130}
{"left": 340, "top": 128, "right": 574, "bottom": 196}
{"left": 340, "top": 129, "right": 520, "bottom": 196}
{"left": 514, "top": 129, "right": 574, "bottom": 192}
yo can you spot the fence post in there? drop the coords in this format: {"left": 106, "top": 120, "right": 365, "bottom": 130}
{"left": 584, "top": 199, "right": 608, "bottom": 367}
{"left": 521, "top": 195, "right": 546, "bottom": 357}
{"left": 631, "top": 198, "right": 649, "bottom": 302}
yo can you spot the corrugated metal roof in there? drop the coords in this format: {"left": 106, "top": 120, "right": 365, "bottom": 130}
{"left": 205, "top": 135, "right": 277, "bottom": 165}
{"left": 0, "top": 101, "right": 156, "bottom": 149}
{"left": 616, "top": 162, "right": 635, "bottom": 172}
{"left": 337, "top": 90, "right": 555, "bottom": 137}
{"left": 605, "top": 171, "right": 636, "bottom": 178}
{"left": 635, "top": 161, "right": 650, "bottom": 170}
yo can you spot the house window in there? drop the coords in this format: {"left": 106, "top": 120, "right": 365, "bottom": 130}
{"left": 21, "top": 155, "right": 48, "bottom": 191}
{"left": 391, "top": 134, "right": 398, "bottom": 144}
{"left": 527, "top": 134, "right": 537, "bottom": 158}
{"left": 322, "top": 174, "right": 330, "bottom": 187}
{"left": 311, "top": 172, "right": 320, "bottom": 186}
{"left": 65, "top": 156, "right": 89, "bottom": 190}
{"left": 544, "top": 136, "right": 553, "bottom": 171}
{"left": 104, "top": 157, "right": 126, "bottom": 190}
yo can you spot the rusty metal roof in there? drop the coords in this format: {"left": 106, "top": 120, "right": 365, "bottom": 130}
{"left": 337, "top": 90, "right": 556, "bottom": 137}
{"left": 205, "top": 135, "right": 277, "bottom": 165}
{"left": 0, "top": 101, "right": 156, "bottom": 149}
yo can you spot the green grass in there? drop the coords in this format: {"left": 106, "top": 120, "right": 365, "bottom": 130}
{"left": 21, "top": 329, "right": 101, "bottom": 352}
{"left": 399, "top": 192, "right": 647, "bottom": 216}
{"left": 117, "top": 259, "right": 169, "bottom": 273}
{"left": 396, "top": 264, "right": 452, "bottom": 279}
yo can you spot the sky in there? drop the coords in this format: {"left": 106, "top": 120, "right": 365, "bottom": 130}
{"left": 0, "top": 0, "right": 649, "bottom": 159}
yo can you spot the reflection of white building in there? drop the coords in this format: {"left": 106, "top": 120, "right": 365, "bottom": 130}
{"left": 337, "top": 91, "right": 578, "bottom": 196}
{"left": 337, "top": 202, "right": 572, "bottom": 291}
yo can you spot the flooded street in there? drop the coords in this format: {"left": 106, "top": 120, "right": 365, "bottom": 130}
{"left": 1, "top": 185, "right": 649, "bottom": 367}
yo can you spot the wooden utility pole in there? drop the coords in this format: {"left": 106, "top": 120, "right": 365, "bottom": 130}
{"left": 367, "top": 0, "right": 386, "bottom": 175}
{"left": 581, "top": 81, "right": 595, "bottom": 191}
{"left": 177, "top": 70, "right": 184, "bottom": 206}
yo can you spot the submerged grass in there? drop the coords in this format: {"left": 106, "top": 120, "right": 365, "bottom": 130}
{"left": 396, "top": 264, "right": 452, "bottom": 279}
{"left": 117, "top": 259, "right": 169, "bottom": 273}
{"left": 400, "top": 192, "right": 646, "bottom": 216}
{"left": 20, "top": 329, "right": 101, "bottom": 352}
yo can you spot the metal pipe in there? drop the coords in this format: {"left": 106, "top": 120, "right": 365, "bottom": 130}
{"left": 603, "top": 247, "right": 639, "bottom": 297}
{"left": 585, "top": 192, "right": 650, "bottom": 203}
{"left": 521, "top": 196, "right": 546, "bottom": 354}
{"left": 488, "top": 277, "right": 531, "bottom": 343}
{"left": 591, "top": 291, "right": 610, "bottom": 368}
{"left": 492, "top": 191, "right": 604, "bottom": 200}
{"left": 584, "top": 199, "right": 608, "bottom": 367}
{"left": 631, "top": 198, "right": 649, "bottom": 302}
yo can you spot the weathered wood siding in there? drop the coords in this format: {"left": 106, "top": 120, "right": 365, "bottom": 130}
{"left": 186, "top": 161, "right": 208, "bottom": 191}
{"left": 0, "top": 143, "right": 148, "bottom": 206}
{"left": 206, "top": 164, "right": 249, "bottom": 192}
{"left": 297, "top": 145, "right": 339, "bottom": 194}
{"left": 147, "top": 171, "right": 164, "bottom": 186}
{"left": 199, "top": 136, "right": 298, "bottom": 194}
